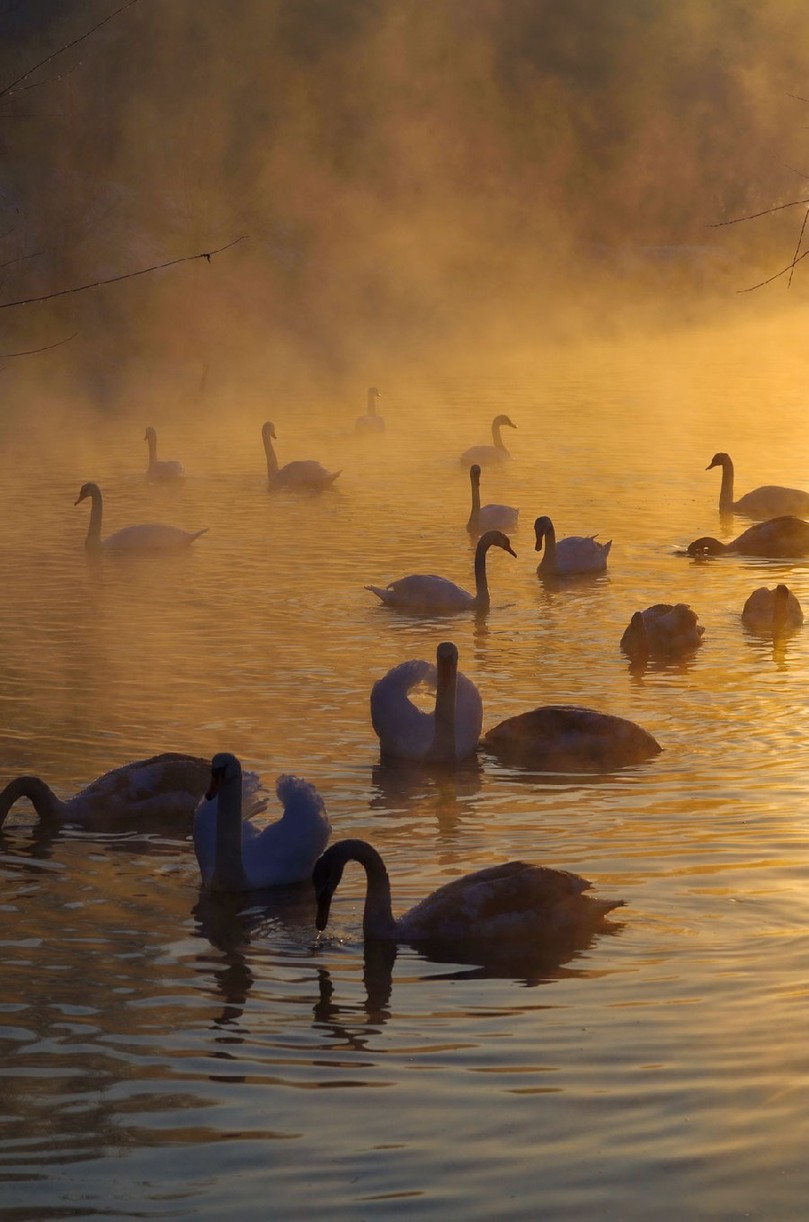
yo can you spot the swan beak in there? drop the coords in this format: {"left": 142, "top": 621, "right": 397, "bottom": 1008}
{"left": 507, "top": 544, "right": 517, "bottom": 557}
{"left": 315, "top": 890, "right": 333, "bottom": 932}
{"left": 705, "top": 460, "right": 717, "bottom": 470}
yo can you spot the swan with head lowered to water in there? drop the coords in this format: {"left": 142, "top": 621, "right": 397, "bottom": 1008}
{"left": 144, "top": 426, "right": 185, "bottom": 480}
{"left": 366, "top": 529, "right": 516, "bottom": 613}
{"left": 686, "top": 515, "right": 809, "bottom": 558}
{"left": 313, "top": 838, "right": 624, "bottom": 945}
{"left": 193, "top": 752, "right": 331, "bottom": 891}
{"left": 262, "top": 421, "right": 341, "bottom": 489}
{"left": 482, "top": 703, "right": 661, "bottom": 773}
{"left": 534, "top": 515, "right": 611, "bottom": 576}
{"left": 75, "top": 482, "right": 208, "bottom": 550}
{"left": 706, "top": 452, "right": 809, "bottom": 519}
{"left": 460, "top": 414, "right": 517, "bottom": 468}
{"left": 355, "top": 386, "right": 384, "bottom": 434}
{"left": 466, "top": 463, "right": 518, "bottom": 535}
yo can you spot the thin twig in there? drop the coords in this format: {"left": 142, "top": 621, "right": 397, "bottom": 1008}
{"left": 0, "top": 332, "right": 76, "bottom": 358}
{"left": 788, "top": 208, "right": 809, "bottom": 287}
{"left": 738, "top": 248, "right": 809, "bottom": 292}
{"left": 0, "top": 237, "right": 248, "bottom": 309}
{"left": 710, "top": 197, "right": 809, "bottom": 227}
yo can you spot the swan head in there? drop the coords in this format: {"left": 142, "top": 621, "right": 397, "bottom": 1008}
{"left": 144, "top": 426, "right": 156, "bottom": 442}
{"left": 205, "top": 751, "right": 241, "bottom": 800}
{"left": 706, "top": 452, "right": 730, "bottom": 471}
{"left": 74, "top": 481, "right": 99, "bottom": 506}
{"left": 494, "top": 414, "right": 516, "bottom": 430}
{"left": 470, "top": 463, "right": 482, "bottom": 486}
{"left": 368, "top": 386, "right": 381, "bottom": 398}
{"left": 686, "top": 536, "right": 724, "bottom": 556}
{"left": 478, "top": 529, "right": 516, "bottom": 557}
{"left": 533, "top": 516, "right": 552, "bottom": 551}
{"left": 436, "top": 640, "right": 458, "bottom": 678}
{"left": 262, "top": 421, "right": 277, "bottom": 442}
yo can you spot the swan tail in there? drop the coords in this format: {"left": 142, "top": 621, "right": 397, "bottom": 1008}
{"left": 365, "top": 584, "right": 391, "bottom": 603}
{"left": 188, "top": 528, "right": 210, "bottom": 543}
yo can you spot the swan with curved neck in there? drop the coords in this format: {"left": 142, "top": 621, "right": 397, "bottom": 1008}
{"left": 313, "top": 839, "right": 624, "bottom": 944}
{"left": 355, "top": 386, "right": 384, "bottom": 434}
{"left": 482, "top": 703, "right": 661, "bottom": 772}
{"left": 370, "top": 641, "right": 483, "bottom": 763}
{"left": 466, "top": 463, "right": 518, "bottom": 535}
{"left": 534, "top": 515, "right": 611, "bottom": 576}
{"left": 194, "top": 752, "right": 331, "bottom": 891}
{"left": 686, "top": 515, "right": 809, "bottom": 558}
{"left": 366, "top": 529, "right": 516, "bottom": 613}
{"left": 707, "top": 452, "right": 809, "bottom": 519}
{"left": 144, "top": 427, "right": 185, "bottom": 480}
{"left": 742, "top": 583, "right": 804, "bottom": 634}
{"left": 460, "top": 415, "right": 517, "bottom": 468}
{"left": 75, "top": 482, "right": 208, "bottom": 550}
{"left": 262, "top": 421, "right": 341, "bottom": 489}
{"left": 620, "top": 603, "right": 704, "bottom": 662}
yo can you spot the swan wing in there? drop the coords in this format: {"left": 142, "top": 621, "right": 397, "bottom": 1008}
{"left": 478, "top": 504, "right": 519, "bottom": 532}
{"left": 275, "top": 460, "right": 340, "bottom": 488}
{"left": 555, "top": 536, "right": 611, "bottom": 574}
{"left": 482, "top": 705, "right": 661, "bottom": 771}
{"left": 148, "top": 459, "right": 186, "bottom": 480}
{"left": 733, "top": 515, "right": 809, "bottom": 556}
{"left": 72, "top": 752, "right": 248, "bottom": 822}
{"left": 460, "top": 445, "right": 508, "bottom": 468}
{"left": 102, "top": 524, "right": 208, "bottom": 550}
{"left": 370, "top": 659, "right": 438, "bottom": 759}
{"left": 366, "top": 575, "right": 473, "bottom": 611}
{"left": 734, "top": 485, "right": 809, "bottom": 519}
{"left": 241, "top": 775, "right": 331, "bottom": 887}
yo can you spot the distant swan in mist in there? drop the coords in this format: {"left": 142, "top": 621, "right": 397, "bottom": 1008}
{"left": 75, "top": 482, "right": 208, "bottom": 550}
{"left": 0, "top": 753, "right": 232, "bottom": 828}
{"left": 686, "top": 515, "right": 809, "bottom": 558}
{"left": 194, "top": 752, "right": 331, "bottom": 892}
{"left": 313, "top": 838, "right": 624, "bottom": 944}
{"left": 742, "top": 583, "right": 804, "bottom": 634}
{"left": 366, "top": 529, "right": 516, "bottom": 613}
{"left": 355, "top": 386, "right": 384, "bottom": 435}
{"left": 370, "top": 641, "right": 483, "bottom": 764}
{"left": 534, "top": 515, "right": 611, "bottom": 576}
{"left": 482, "top": 704, "right": 661, "bottom": 773}
{"left": 620, "top": 604, "right": 704, "bottom": 662}
{"left": 144, "top": 426, "right": 185, "bottom": 480}
{"left": 706, "top": 452, "right": 809, "bottom": 520}
{"left": 466, "top": 463, "right": 519, "bottom": 535}
{"left": 262, "top": 421, "right": 341, "bottom": 489}
{"left": 459, "top": 414, "right": 517, "bottom": 467}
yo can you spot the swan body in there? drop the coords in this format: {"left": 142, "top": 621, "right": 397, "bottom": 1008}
{"left": 144, "top": 426, "right": 185, "bottom": 480}
{"left": 466, "top": 463, "right": 518, "bottom": 534}
{"left": 686, "top": 515, "right": 809, "bottom": 558}
{"left": 534, "top": 515, "right": 611, "bottom": 576}
{"left": 75, "top": 482, "right": 208, "bottom": 550}
{"left": 366, "top": 529, "right": 516, "bottom": 613}
{"left": 355, "top": 386, "right": 384, "bottom": 434}
{"left": 482, "top": 706, "right": 661, "bottom": 772}
{"left": 460, "top": 414, "right": 517, "bottom": 468}
{"left": 742, "top": 583, "right": 804, "bottom": 633}
{"left": 194, "top": 752, "right": 331, "bottom": 891}
{"left": 370, "top": 641, "right": 483, "bottom": 763}
{"left": 707, "top": 452, "right": 809, "bottom": 519}
{"left": 313, "top": 838, "right": 624, "bottom": 944}
{"left": 621, "top": 603, "right": 704, "bottom": 660}
{"left": 0, "top": 753, "right": 230, "bottom": 828}
{"left": 262, "top": 421, "right": 340, "bottom": 489}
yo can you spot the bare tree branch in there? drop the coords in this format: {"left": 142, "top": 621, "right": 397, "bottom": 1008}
{"left": 0, "top": 332, "right": 76, "bottom": 358}
{"left": 787, "top": 208, "right": 809, "bottom": 287}
{"left": 737, "top": 248, "right": 809, "bottom": 292}
{"left": 709, "top": 197, "right": 809, "bottom": 227}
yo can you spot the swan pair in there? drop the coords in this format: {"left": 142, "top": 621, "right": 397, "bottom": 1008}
{"left": 367, "top": 529, "right": 516, "bottom": 613}
{"left": 262, "top": 421, "right": 340, "bottom": 489}
{"left": 75, "top": 483, "right": 208, "bottom": 550}
{"left": 687, "top": 515, "right": 809, "bottom": 558}
{"left": 144, "top": 427, "right": 185, "bottom": 480}
{"left": 706, "top": 452, "right": 809, "bottom": 519}
{"left": 355, "top": 387, "right": 384, "bottom": 435}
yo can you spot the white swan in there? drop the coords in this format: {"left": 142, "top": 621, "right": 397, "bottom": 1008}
{"left": 686, "top": 516, "right": 809, "bottom": 558}
{"left": 193, "top": 752, "right": 331, "bottom": 891}
{"left": 366, "top": 529, "right": 516, "bottom": 613}
{"left": 482, "top": 706, "right": 661, "bottom": 772}
{"left": 355, "top": 386, "right": 384, "bottom": 434}
{"left": 466, "top": 463, "right": 519, "bottom": 535}
{"left": 620, "top": 603, "right": 704, "bottom": 661}
{"left": 460, "top": 414, "right": 517, "bottom": 467}
{"left": 144, "top": 426, "right": 185, "bottom": 480}
{"left": 707, "top": 452, "right": 809, "bottom": 519}
{"left": 0, "top": 752, "right": 231, "bottom": 828}
{"left": 370, "top": 641, "right": 483, "bottom": 763}
{"left": 75, "top": 482, "right": 208, "bottom": 550}
{"left": 262, "top": 421, "right": 341, "bottom": 489}
{"left": 534, "top": 515, "right": 611, "bottom": 576}
{"left": 742, "top": 583, "right": 804, "bottom": 633}
{"left": 313, "top": 838, "right": 624, "bottom": 943}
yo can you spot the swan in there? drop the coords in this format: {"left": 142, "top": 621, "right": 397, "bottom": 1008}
{"left": 262, "top": 421, "right": 341, "bottom": 489}
{"left": 366, "top": 529, "right": 516, "bottom": 613}
{"left": 0, "top": 752, "right": 234, "bottom": 828}
{"left": 534, "top": 515, "right": 611, "bottom": 576}
{"left": 686, "top": 515, "right": 809, "bottom": 558}
{"left": 144, "top": 426, "right": 185, "bottom": 480}
{"left": 482, "top": 706, "right": 661, "bottom": 772}
{"left": 466, "top": 463, "right": 519, "bottom": 535}
{"left": 706, "top": 452, "right": 809, "bottom": 519}
{"left": 194, "top": 752, "right": 331, "bottom": 891}
{"left": 459, "top": 414, "right": 517, "bottom": 467}
{"left": 75, "top": 482, "right": 208, "bottom": 550}
{"left": 742, "top": 583, "right": 804, "bottom": 633}
{"left": 355, "top": 386, "right": 384, "bottom": 434}
{"left": 620, "top": 603, "right": 705, "bottom": 661}
{"left": 370, "top": 641, "right": 483, "bottom": 763}
{"left": 313, "top": 838, "right": 624, "bottom": 944}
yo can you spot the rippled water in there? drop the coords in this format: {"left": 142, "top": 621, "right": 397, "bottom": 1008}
{"left": 4, "top": 314, "right": 809, "bottom": 1218}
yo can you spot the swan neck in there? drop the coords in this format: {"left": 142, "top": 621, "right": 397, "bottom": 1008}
{"left": 492, "top": 420, "right": 505, "bottom": 449}
{"left": 211, "top": 775, "right": 247, "bottom": 890}
{"left": 85, "top": 487, "right": 103, "bottom": 548}
{"left": 773, "top": 585, "right": 788, "bottom": 631}
{"left": 263, "top": 429, "right": 279, "bottom": 479}
{"left": 0, "top": 776, "right": 65, "bottom": 825}
{"left": 473, "top": 539, "right": 491, "bottom": 610}
{"left": 345, "top": 841, "right": 397, "bottom": 939}
{"left": 539, "top": 521, "right": 556, "bottom": 567}
{"left": 146, "top": 433, "right": 157, "bottom": 463}
{"left": 432, "top": 656, "right": 458, "bottom": 762}
{"left": 467, "top": 473, "right": 481, "bottom": 529}
{"left": 718, "top": 457, "right": 734, "bottom": 510}
{"left": 367, "top": 390, "right": 378, "bottom": 416}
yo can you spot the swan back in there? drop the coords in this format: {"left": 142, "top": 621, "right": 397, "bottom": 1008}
{"left": 482, "top": 705, "right": 662, "bottom": 772}
{"left": 621, "top": 603, "right": 704, "bottom": 658}
{"left": 742, "top": 584, "right": 804, "bottom": 633}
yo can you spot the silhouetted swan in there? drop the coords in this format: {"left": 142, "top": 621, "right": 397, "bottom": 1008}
{"left": 0, "top": 753, "right": 226, "bottom": 828}
{"left": 466, "top": 463, "right": 519, "bottom": 535}
{"left": 534, "top": 515, "right": 611, "bottom": 576}
{"left": 460, "top": 414, "right": 517, "bottom": 467}
{"left": 370, "top": 641, "right": 483, "bottom": 763}
{"left": 482, "top": 706, "right": 661, "bottom": 772}
{"left": 742, "top": 583, "right": 804, "bottom": 633}
{"left": 75, "top": 482, "right": 208, "bottom": 550}
{"left": 262, "top": 421, "right": 341, "bottom": 489}
{"left": 355, "top": 386, "right": 384, "bottom": 434}
{"left": 144, "top": 426, "right": 185, "bottom": 480}
{"left": 313, "top": 838, "right": 624, "bottom": 943}
{"left": 366, "top": 529, "right": 516, "bottom": 613}
{"left": 194, "top": 753, "right": 331, "bottom": 892}
{"left": 707, "top": 452, "right": 809, "bottom": 519}
{"left": 621, "top": 604, "right": 704, "bottom": 661}
{"left": 686, "top": 516, "right": 809, "bottom": 558}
